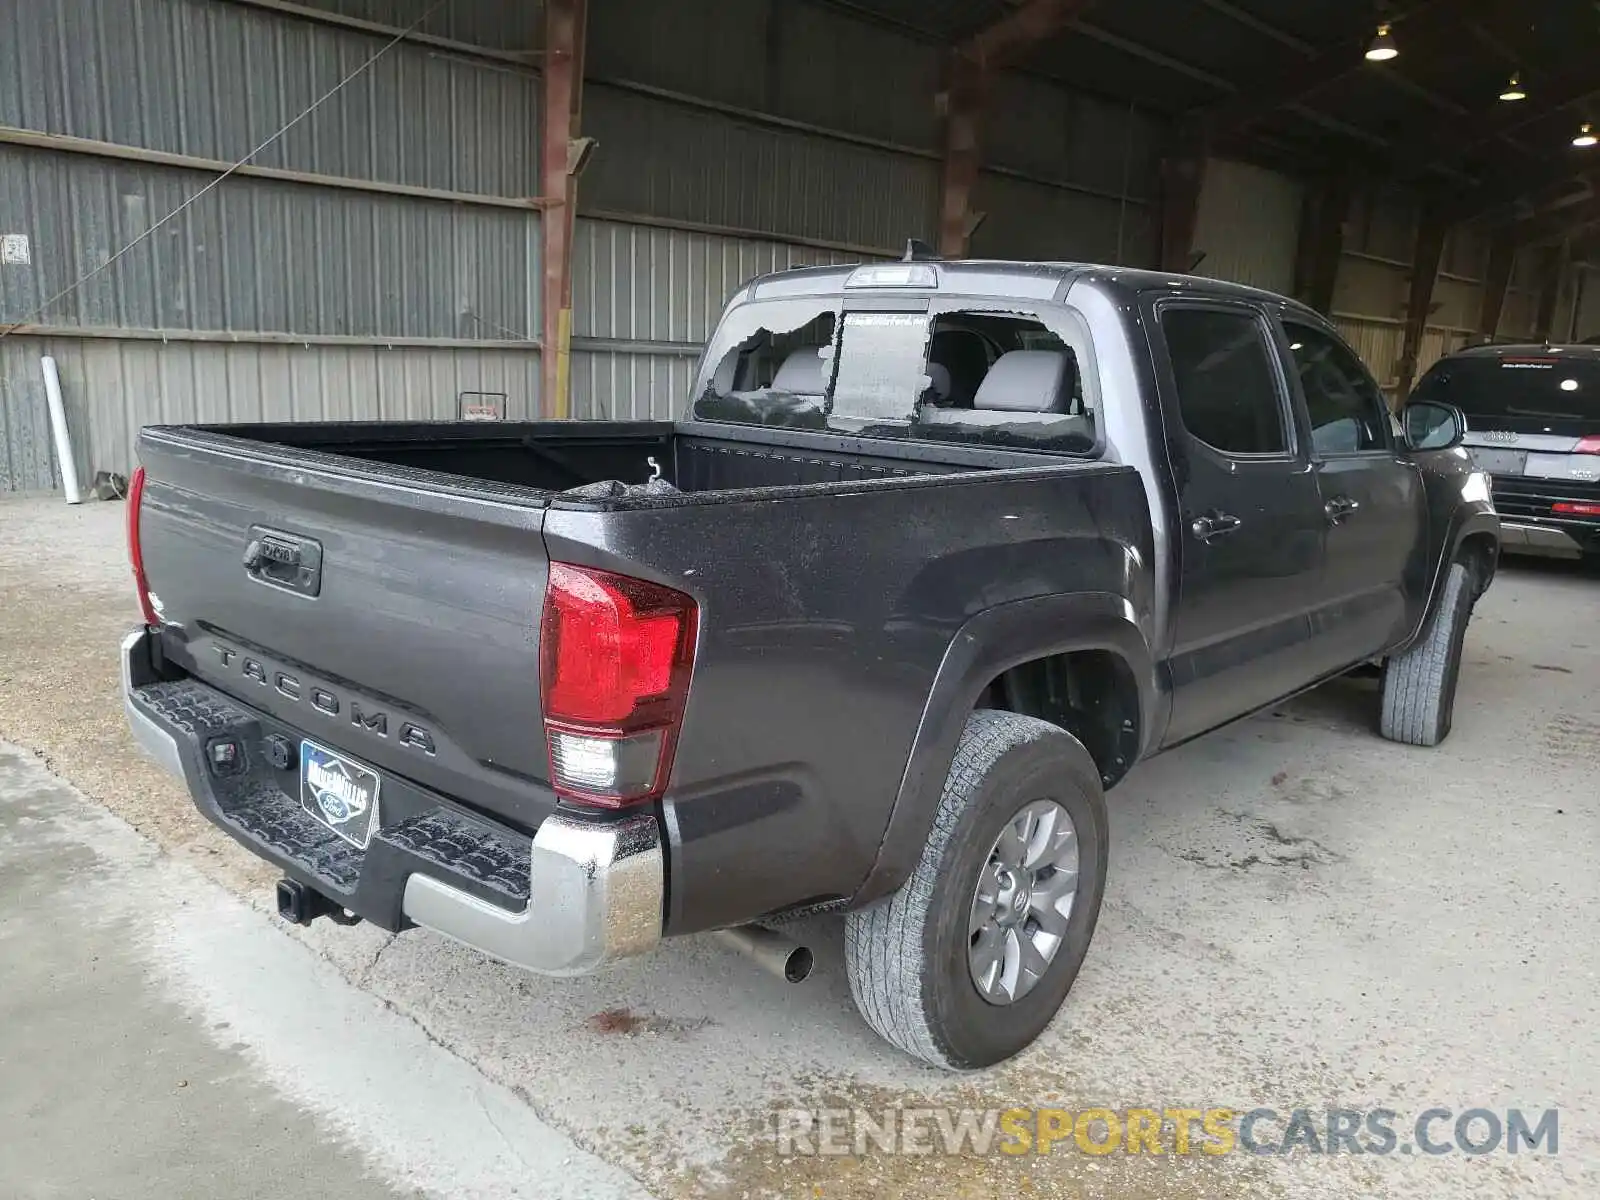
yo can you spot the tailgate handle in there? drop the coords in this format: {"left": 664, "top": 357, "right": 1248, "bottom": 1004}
{"left": 243, "top": 527, "right": 323, "bottom": 598}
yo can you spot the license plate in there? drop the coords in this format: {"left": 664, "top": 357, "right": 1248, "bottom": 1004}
{"left": 300, "top": 740, "right": 381, "bottom": 848}
{"left": 1469, "top": 447, "right": 1527, "bottom": 475}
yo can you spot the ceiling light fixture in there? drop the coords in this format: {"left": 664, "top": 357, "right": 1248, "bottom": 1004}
{"left": 1499, "top": 72, "right": 1526, "bottom": 102}
{"left": 1365, "top": 22, "right": 1398, "bottom": 62}
{"left": 1575, "top": 123, "right": 1598, "bottom": 148}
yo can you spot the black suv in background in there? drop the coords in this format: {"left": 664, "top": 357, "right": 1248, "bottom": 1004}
{"left": 1413, "top": 344, "right": 1600, "bottom": 558}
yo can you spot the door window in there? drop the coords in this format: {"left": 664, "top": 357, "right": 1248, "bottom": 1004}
{"left": 1161, "top": 307, "right": 1289, "bottom": 455}
{"left": 1284, "top": 322, "right": 1391, "bottom": 454}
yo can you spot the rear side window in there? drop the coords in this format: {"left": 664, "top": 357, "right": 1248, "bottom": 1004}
{"left": 1161, "top": 307, "right": 1287, "bottom": 455}
{"left": 1284, "top": 322, "right": 1390, "bottom": 454}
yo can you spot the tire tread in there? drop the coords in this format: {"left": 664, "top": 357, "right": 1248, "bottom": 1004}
{"left": 844, "top": 710, "right": 1073, "bottom": 1069}
{"left": 1380, "top": 560, "right": 1473, "bottom": 747}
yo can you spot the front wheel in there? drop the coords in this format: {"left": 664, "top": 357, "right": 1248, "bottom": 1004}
{"left": 844, "top": 710, "right": 1109, "bottom": 1070}
{"left": 1379, "top": 559, "right": 1476, "bottom": 747}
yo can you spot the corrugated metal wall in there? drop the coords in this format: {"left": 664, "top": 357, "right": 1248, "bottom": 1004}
{"left": 1568, "top": 266, "right": 1599, "bottom": 342}
{"left": 1190, "top": 159, "right": 1303, "bottom": 295}
{"left": 0, "top": 348, "right": 59, "bottom": 492}
{"left": 1328, "top": 190, "right": 1537, "bottom": 392}
{"left": 1, "top": 0, "right": 1174, "bottom": 488}
{"left": 0, "top": 0, "right": 543, "bottom": 488}
{"left": 0, "top": 146, "right": 537, "bottom": 340}
{"left": 1177, "top": 164, "right": 1568, "bottom": 392}
{"left": 582, "top": 85, "right": 938, "bottom": 254}
{"left": 2, "top": 333, "right": 542, "bottom": 483}
{"left": 1, "top": 0, "right": 541, "bottom": 196}
{"left": 570, "top": 217, "right": 873, "bottom": 420}
{"left": 973, "top": 73, "right": 1159, "bottom": 265}
{"left": 575, "top": 0, "right": 1162, "bottom": 397}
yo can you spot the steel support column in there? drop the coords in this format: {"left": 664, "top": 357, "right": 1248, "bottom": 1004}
{"left": 1395, "top": 209, "right": 1448, "bottom": 401}
{"left": 935, "top": 0, "right": 1099, "bottom": 258}
{"left": 1293, "top": 174, "right": 1352, "bottom": 314}
{"left": 1535, "top": 243, "right": 1569, "bottom": 342}
{"left": 937, "top": 53, "right": 989, "bottom": 257}
{"left": 1159, "top": 155, "right": 1206, "bottom": 273}
{"left": 1476, "top": 229, "right": 1516, "bottom": 341}
{"left": 540, "top": 0, "right": 587, "bottom": 418}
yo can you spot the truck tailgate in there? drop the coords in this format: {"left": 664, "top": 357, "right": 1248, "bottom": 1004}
{"left": 136, "top": 427, "right": 555, "bottom": 828}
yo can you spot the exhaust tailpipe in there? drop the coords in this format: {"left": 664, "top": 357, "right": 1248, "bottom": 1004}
{"left": 714, "top": 925, "right": 814, "bottom": 983}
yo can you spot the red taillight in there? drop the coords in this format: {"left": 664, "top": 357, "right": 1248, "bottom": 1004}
{"left": 1553, "top": 501, "right": 1600, "bottom": 517}
{"left": 539, "top": 562, "right": 697, "bottom": 809}
{"left": 1574, "top": 436, "right": 1600, "bottom": 455}
{"left": 127, "top": 467, "right": 159, "bottom": 627}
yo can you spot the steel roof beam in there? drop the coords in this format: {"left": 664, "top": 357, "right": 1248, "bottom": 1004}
{"left": 962, "top": 0, "right": 1100, "bottom": 69}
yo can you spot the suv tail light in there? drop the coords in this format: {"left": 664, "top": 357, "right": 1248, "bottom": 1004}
{"left": 1574, "top": 435, "right": 1600, "bottom": 455}
{"left": 539, "top": 562, "right": 697, "bottom": 809}
{"left": 127, "top": 466, "right": 160, "bottom": 627}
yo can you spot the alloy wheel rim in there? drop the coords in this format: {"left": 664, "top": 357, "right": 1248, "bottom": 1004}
{"left": 967, "top": 798, "right": 1080, "bottom": 1005}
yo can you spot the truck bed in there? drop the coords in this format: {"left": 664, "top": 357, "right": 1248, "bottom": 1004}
{"left": 188, "top": 419, "right": 1022, "bottom": 500}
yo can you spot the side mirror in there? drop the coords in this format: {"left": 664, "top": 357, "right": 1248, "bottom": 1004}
{"left": 1401, "top": 400, "right": 1465, "bottom": 451}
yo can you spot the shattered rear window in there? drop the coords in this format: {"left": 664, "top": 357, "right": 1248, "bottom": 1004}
{"left": 688, "top": 295, "right": 1097, "bottom": 454}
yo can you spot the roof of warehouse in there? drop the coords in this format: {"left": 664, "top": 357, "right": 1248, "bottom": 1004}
{"left": 814, "top": 0, "right": 1600, "bottom": 230}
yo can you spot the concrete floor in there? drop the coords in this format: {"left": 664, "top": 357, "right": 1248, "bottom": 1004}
{"left": 0, "top": 742, "right": 648, "bottom": 1200}
{"left": 1, "top": 495, "right": 1597, "bottom": 1199}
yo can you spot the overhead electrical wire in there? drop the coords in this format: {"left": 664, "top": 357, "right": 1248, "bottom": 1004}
{"left": 0, "top": 0, "right": 453, "bottom": 341}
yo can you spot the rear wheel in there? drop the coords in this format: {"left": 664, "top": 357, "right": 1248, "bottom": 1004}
{"left": 844, "top": 710, "right": 1109, "bottom": 1070}
{"left": 1380, "top": 559, "right": 1475, "bottom": 747}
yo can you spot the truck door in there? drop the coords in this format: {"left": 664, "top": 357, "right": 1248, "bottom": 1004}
{"left": 1151, "top": 301, "right": 1327, "bottom": 746}
{"left": 1280, "top": 318, "right": 1428, "bottom": 668}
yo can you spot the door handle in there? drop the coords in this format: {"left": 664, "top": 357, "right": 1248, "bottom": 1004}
{"left": 1191, "top": 512, "right": 1243, "bottom": 542}
{"left": 1324, "top": 495, "right": 1360, "bottom": 524}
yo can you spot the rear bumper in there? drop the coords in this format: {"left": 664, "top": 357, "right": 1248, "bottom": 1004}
{"left": 121, "top": 627, "right": 662, "bottom": 974}
{"left": 1490, "top": 474, "right": 1599, "bottom": 557}
{"left": 1498, "top": 520, "right": 1592, "bottom": 559}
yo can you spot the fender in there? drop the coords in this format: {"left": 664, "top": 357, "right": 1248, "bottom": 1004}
{"left": 1397, "top": 496, "right": 1500, "bottom": 654}
{"left": 850, "top": 591, "right": 1159, "bottom": 907}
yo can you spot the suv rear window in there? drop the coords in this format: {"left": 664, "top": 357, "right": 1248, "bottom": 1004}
{"left": 689, "top": 297, "right": 1097, "bottom": 454}
{"left": 1413, "top": 353, "right": 1600, "bottom": 434}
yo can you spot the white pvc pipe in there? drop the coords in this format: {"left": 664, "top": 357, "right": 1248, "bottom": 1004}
{"left": 39, "top": 356, "right": 82, "bottom": 505}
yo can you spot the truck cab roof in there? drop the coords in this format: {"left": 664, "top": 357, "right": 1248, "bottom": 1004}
{"left": 743, "top": 258, "right": 1328, "bottom": 324}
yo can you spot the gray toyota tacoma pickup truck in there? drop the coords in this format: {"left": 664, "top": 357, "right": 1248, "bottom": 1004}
{"left": 123, "top": 259, "right": 1499, "bottom": 1069}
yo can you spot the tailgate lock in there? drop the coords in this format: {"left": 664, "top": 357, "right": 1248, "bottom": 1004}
{"left": 243, "top": 526, "right": 323, "bottom": 597}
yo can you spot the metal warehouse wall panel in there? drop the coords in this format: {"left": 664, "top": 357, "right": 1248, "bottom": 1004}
{"left": 1333, "top": 255, "right": 1410, "bottom": 321}
{"left": 985, "top": 74, "right": 1160, "bottom": 204}
{"left": 970, "top": 173, "right": 1157, "bottom": 266}
{"left": 0, "top": 335, "right": 541, "bottom": 486}
{"left": 760, "top": 1, "right": 942, "bottom": 154}
{"left": 2, "top": 0, "right": 539, "bottom": 198}
{"left": 1334, "top": 317, "right": 1471, "bottom": 397}
{"left": 1348, "top": 190, "right": 1420, "bottom": 264}
{"left": 0, "top": 146, "right": 538, "bottom": 340}
{"left": 570, "top": 350, "right": 696, "bottom": 423}
{"left": 582, "top": 86, "right": 938, "bottom": 253}
{"left": 1190, "top": 159, "right": 1303, "bottom": 296}
{"left": 1574, "top": 268, "right": 1599, "bottom": 341}
{"left": 587, "top": 0, "right": 941, "bottom": 153}
{"left": 1430, "top": 276, "right": 1480, "bottom": 333}
{"left": 569, "top": 216, "right": 872, "bottom": 421}
{"left": 0, "top": 345, "right": 62, "bottom": 492}
{"left": 572, "top": 217, "right": 866, "bottom": 344}
{"left": 285, "top": 0, "right": 542, "bottom": 52}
